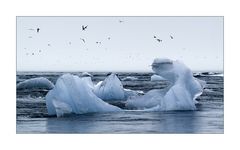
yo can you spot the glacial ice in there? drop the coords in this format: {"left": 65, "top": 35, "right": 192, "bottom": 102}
{"left": 150, "top": 74, "right": 166, "bottom": 81}
{"left": 45, "top": 58, "right": 205, "bottom": 116}
{"left": 93, "top": 73, "right": 125, "bottom": 101}
{"left": 17, "top": 77, "right": 54, "bottom": 90}
{"left": 46, "top": 74, "right": 122, "bottom": 117}
{"left": 126, "top": 58, "right": 204, "bottom": 111}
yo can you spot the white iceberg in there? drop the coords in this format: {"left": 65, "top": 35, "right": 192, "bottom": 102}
{"left": 126, "top": 58, "right": 204, "bottom": 111}
{"left": 46, "top": 74, "right": 122, "bottom": 117}
{"left": 45, "top": 58, "right": 205, "bottom": 117}
{"left": 17, "top": 77, "right": 54, "bottom": 90}
{"left": 150, "top": 74, "right": 166, "bottom": 81}
{"left": 122, "top": 76, "right": 138, "bottom": 81}
{"left": 93, "top": 73, "right": 125, "bottom": 101}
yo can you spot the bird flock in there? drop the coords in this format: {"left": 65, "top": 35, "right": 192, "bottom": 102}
{"left": 24, "top": 19, "right": 175, "bottom": 58}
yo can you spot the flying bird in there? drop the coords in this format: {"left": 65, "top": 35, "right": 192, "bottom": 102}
{"left": 37, "top": 28, "right": 40, "bottom": 33}
{"left": 96, "top": 41, "right": 101, "bottom": 44}
{"left": 82, "top": 25, "right": 88, "bottom": 31}
{"left": 170, "top": 35, "right": 173, "bottom": 39}
{"left": 153, "top": 36, "right": 157, "bottom": 38}
{"left": 47, "top": 44, "right": 51, "bottom": 46}
{"left": 32, "top": 53, "right": 34, "bottom": 55}
{"left": 119, "top": 20, "right": 124, "bottom": 23}
{"left": 108, "top": 37, "right": 111, "bottom": 40}
{"left": 39, "top": 50, "right": 41, "bottom": 53}
{"left": 156, "top": 39, "right": 162, "bottom": 42}
{"left": 80, "top": 38, "right": 85, "bottom": 43}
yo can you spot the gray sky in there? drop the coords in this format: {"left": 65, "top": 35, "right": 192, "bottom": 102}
{"left": 17, "top": 16, "right": 223, "bottom": 72}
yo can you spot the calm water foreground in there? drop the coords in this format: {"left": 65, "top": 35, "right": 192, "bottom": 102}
{"left": 16, "top": 72, "right": 224, "bottom": 133}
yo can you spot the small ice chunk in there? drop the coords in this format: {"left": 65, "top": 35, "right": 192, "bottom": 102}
{"left": 81, "top": 72, "right": 93, "bottom": 77}
{"left": 17, "top": 77, "right": 54, "bottom": 90}
{"left": 150, "top": 74, "right": 166, "bottom": 81}
{"left": 122, "top": 76, "right": 138, "bottom": 81}
{"left": 123, "top": 88, "right": 144, "bottom": 100}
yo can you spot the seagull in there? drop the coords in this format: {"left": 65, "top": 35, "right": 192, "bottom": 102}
{"left": 80, "top": 38, "right": 85, "bottom": 43}
{"left": 47, "top": 44, "right": 51, "bottom": 46}
{"left": 37, "top": 28, "right": 40, "bottom": 33}
{"left": 170, "top": 35, "right": 173, "bottom": 39}
{"left": 82, "top": 25, "right": 88, "bottom": 31}
{"left": 96, "top": 41, "right": 101, "bottom": 44}
{"left": 108, "top": 37, "right": 111, "bottom": 40}
{"left": 32, "top": 53, "right": 34, "bottom": 55}
{"left": 153, "top": 36, "right": 157, "bottom": 38}
{"left": 156, "top": 39, "right": 162, "bottom": 42}
{"left": 39, "top": 50, "right": 41, "bottom": 53}
{"left": 119, "top": 20, "right": 124, "bottom": 23}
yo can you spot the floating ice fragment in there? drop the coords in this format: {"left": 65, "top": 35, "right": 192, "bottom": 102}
{"left": 150, "top": 74, "right": 166, "bottom": 81}
{"left": 17, "top": 77, "right": 54, "bottom": 90}
{"left": 122, "top": 76, "right": 138, "bottom": 81}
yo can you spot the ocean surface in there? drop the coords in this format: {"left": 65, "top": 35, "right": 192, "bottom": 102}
{"left": 16, "top": 72, "right": 224, "bottom": 133}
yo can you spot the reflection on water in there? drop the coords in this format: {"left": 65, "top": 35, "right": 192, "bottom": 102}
{"left": 17, "top": 108, "right": 223, "bottom": 133}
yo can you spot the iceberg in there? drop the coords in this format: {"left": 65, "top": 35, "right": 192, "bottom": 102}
{"left": 93, "top": 73, "right": 125, "bottom": 101}
{"left": 126, "top": 58, "right": 204, "bottom": 111}
{"left": 17, "top": 77, "right": 54, "bottom": 90}
{"left": 46, "top": 74, "right": 121, "bottom": 117}
{"left": 150, "top": 74, "right": 166, "bottom": 81}
{"left": 45, "top": 58, "right": 205, "bottom": 117}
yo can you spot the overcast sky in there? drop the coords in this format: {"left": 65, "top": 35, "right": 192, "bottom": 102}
{"left": 17, "top": 16, "right": 223, "bottom": 72}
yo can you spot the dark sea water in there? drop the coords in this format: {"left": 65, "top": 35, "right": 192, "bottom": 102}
{"left": 16, "top": 72, "right": 224, "bottom": 133}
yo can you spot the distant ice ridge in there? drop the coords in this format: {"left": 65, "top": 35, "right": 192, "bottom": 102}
{"left": 46, "top": 74, "right": 122, "bottom": 117}
{"left": 122, "top": 76, "right": 138, "bottom": 81}
{"left": 126, "top": 58, "right": 205, "bottom": 111}
{"left": 17, "top": 77, "right": 54, "bottom": 90}
{"left": 194, "top": 72, "right": 223, "bottom": 77}
{"left": 81, "top": 72, "right": 93, "bottom": 77}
